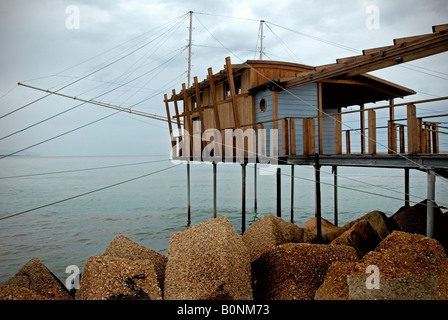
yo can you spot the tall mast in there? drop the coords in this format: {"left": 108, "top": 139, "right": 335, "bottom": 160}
{"left": 259, "top": 20, "right": 265, "bottom": 60}
{"left": 187, "top": 11, "right": 193, "bottom": 87}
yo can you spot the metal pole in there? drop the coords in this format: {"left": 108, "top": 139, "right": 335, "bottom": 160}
{"left": 213, "top": 162, "right": 217, "bottom": 218}
{"left": 187, "top": 11, "right": 193, "bottom": 88}
{"left": 333, "top": 165, "right": 338, "bottom": 226}
{"left": 290, "top": 165, "right": 294, "bottom": 223}
{"left": 187, "top": 162, "right": 191, "bottom": 226}
{"left": 315, "top": 154, "right": 322, "bottom": 243}
{"left": 254, "top": 163, "right": 258, "bottom": 210}
{"left": 276, "top": 167, "right": 281, "bottom": 217}
{"left": 242, "top": 163, "right": 247, "bottom": 233}
{"left": 259, "top": 20, "right": 263, "bottom": 60}
{"left": 426, "top": 170, "right": 436, "bottom": 238}
{"left": 404, "top": 168, "right": 410, "bottom": 207}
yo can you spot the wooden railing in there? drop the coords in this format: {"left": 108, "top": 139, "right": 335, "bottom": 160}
{"left": 261, "top": 96, "right": 448, "bottom": 157}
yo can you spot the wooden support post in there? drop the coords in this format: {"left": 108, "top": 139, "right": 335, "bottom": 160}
{"left": 241, "top": 163, "right": 246, "bottom": 233}
{"left": 399, "top": 125, "right": 405, "bottom": 153}
{"left": 345, "top": 130, "right": 351, "bottom": 154}
{"left": 407, "top": 103, "right": 420, "bottom": 154}
{"left": 291, "top": 165, "right": 294, "bottom": 223}
{"left": 333, "top": 165, "right": 338, "bottom": 226}
{"left": 368, "top": 109, "right": 376, "bottom": 155}
{"left": 290, "top": 118, "right": 296, "bottom": 155}
{"left": 426, "top": 170, "right": 436, "bottom": 238}
{"left": 432, "top": 123, "right": 439, "bottom": 154}
{"left": 388, "top": 121, "right": 397, "bottom": 154}
{"left": 187, "top": 163, "right": 191, "bottom": 226}
{"left": 172, "top": 89, "right": 183, "bottom": 155}
{"left": 318, "top": 82, "right": 323, "bottom": 154}
{"left": 314, "top": 154, "right": 322, "bottom": 243}
{"left": 334, "top": 113, "right": 342, "bottom": 155}
{"left": 213, "top": 162, "right": 217, "bottom": 218}
{"left": 404, "top": 168, "right": 410, "bottom": 207}
{"left": 182, "top": 83, "right": 193, "bottom": 157}
{"left": 360, "top": 104, "right": 365, "bottom": 154}
{"left": 276, "top": 167, "right": 281, "bottom": 217}
{"left": 164, "top": 94, "right": 176, "bottom": 154}
{"left": 254, "top": 164, "right": 258, "bottom": 210}
{"left": 225, "top": 56, "right": 240, "bottom": 129}
{"left": 282, "top": 118, "right": 289, "bottom": 156}
{"left": 303, "top": 118, "right": 316, "bottom": 156}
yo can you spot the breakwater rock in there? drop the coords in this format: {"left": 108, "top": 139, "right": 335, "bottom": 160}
{"left": 1, "top": 202, "right": 447, "bottom": 300}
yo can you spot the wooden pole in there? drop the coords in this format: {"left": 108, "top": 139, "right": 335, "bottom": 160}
{"left": 254, "top": 164, "right": 258, "bottom": 210}
{"left": 426, "top": 170, "right": 436, "bottom": 238}
{"left": 290, "top": 165, "right": 294, "bottom": 223}
{"left": 213, "top": 162, "right": 217, "bottom": 218}
{"left": 333, "top": 165, "right": 338, "bottom": 226}
{"left": 315, "top": 153, "right": 322, "bottom": 243}
{"left": 276, "top": 167, "right": 281, "bottom": 217}
{"left": 242, "top": 163, "right": 246, "bottom": 233}
{"left": 404, "top": 168, "right": 410, "bottom": 207}
{"left": 360, "top": 104, "right": 365, "bottom": 154}
{"left": 187, "top": 163, "right": 191, "bottom": 226}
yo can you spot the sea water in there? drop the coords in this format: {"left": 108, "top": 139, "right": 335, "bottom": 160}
{"left": 0, "top": 155, "right": 447, "bottom": 284}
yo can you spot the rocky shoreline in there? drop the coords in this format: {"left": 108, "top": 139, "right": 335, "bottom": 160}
{"left": 1, "top": 200, "right": 447, "bottom": 300}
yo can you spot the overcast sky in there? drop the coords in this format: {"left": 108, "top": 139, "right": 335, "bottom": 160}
{"left": 0, "top": 0, "right": 447, "bottom": 156}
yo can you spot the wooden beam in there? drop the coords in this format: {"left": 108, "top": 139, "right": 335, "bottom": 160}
{"left": 318, "top": 82, "right": 323, "bottom": 154}
{"left": 407, "top": 103, "right": 419, "bottom": 154}
{"left": 164, "top": 94, "right": 176, "bottom": 158}
{"left": 207, "top": 67, "right": 221, "bottom": 131}
{"left": 225, "top": 56, "right": 240, "bottom": 128}
{"left": 290, "top": 118, "right": 296, "bottom": 155}
{"left": 182, "top": 83, "right": 193, "bottom": 156}
{"left": 282, "top": 118, "right": 289, "bottom": 156}
{"left": 334, "top": 113, "right": 342, "bottom": 155}
{"left": 285, "top": 28, "right": 448, "bottom": 88}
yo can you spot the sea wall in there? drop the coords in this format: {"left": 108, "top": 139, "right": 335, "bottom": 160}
{"left": 1, "top": 201, "right": 447, "bottom": 300}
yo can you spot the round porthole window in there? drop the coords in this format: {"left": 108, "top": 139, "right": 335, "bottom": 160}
{"left": 259, "top": 98, "right": 267, "bottom": 112}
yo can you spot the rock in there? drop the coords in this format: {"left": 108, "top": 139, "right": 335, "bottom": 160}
{"left": 241, "top": 214, "right": 304, "bottom": 262}
{"left": 2, "top": 257, "right": 72, "bottom": 300}
{"left": 301, "top": 217, "right": 344, "bottom": 243}
{"left": 0, "top": 285, "right": 49, "bottom": 300}
{"left": 316, "top": 231, "right": 448, "bottom": 300}
{"left": 75, "top": 255, "right": 162, "bottom": 300}
{"left": 252, "top": 243, "right": 358, "bottom": 300}
{"left": 103, "top": 235, "right": 167, "bottom": 290}
{"left": 389, "top": 200, "right": 447, "bottom": 253}
{"left": 331, "top": 219, "right": 382, "bottom": 258}
{"left": 164, "top": 216, "right": 252, "bottom": 300}
{"left": 343, "top": 210, "right": 390, "bottom": 239}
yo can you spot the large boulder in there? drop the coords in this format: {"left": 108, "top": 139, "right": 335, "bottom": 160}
{"left": 315, "top": 231, "right": 448, "bottom": 300}
{"left": 301, "top": 217, "right": 344, "bottom": 243}
{"left": 2, "top": 257, "right": 72, "bottom": 300}
{"left": 164, "top": 216, "right": 252, "bottom": 300}
{"left": 331, "top": 219, "right": 382, "bottom": 258}
{"left": 342, "top": 210, "right": 390, "bottom": 239}
{"left": 388, "top": 200, "right": 447, "bottom": 253}
{"left": 242, "top": 214, "right": 304, "bottom": 262}
{"left": 252, "top": 243, "right": 358, "bottom": 300}
{"left": 103, "top": 235, "right": 167, "bottom": 290}
{"left": 75, "top": 255, "right": 162, "bottom": 300}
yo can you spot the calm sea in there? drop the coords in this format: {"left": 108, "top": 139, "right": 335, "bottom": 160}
{"left": 0, "top": 155, "right": 447, "bottom": 284}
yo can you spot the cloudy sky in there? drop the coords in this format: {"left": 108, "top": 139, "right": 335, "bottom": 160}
{"left": 0, "top": 0, "right": 447, "bottom": 156}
